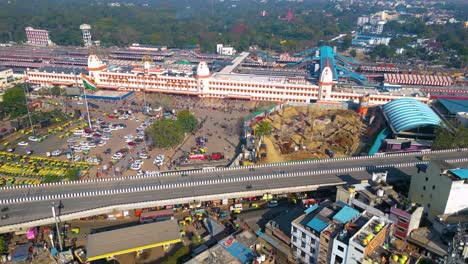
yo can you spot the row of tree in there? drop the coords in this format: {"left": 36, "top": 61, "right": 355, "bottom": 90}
{"left": 145, "top": 110, "right": 198, "bottom": 149}
{"left": 0, "top": 0, "right": 345, "bottom": 53}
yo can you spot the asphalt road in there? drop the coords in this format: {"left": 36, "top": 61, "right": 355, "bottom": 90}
{"left": 0, "top": 149, "right": 467, "bottom": 228}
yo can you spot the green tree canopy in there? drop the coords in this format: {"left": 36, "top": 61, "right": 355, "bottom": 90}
{"left": 432, "top": 122, "right": 468, "bottom": 150}
{"left": 176, "top": 110, "right": 198, "bottom": 133}
{"left": 349, "top": 49, "right": 357, "bottom": 58}
{"left": 146, "top": 119, "right": 184, "bottom": 148}
{"left": 1, "top": 85, "right": 27, "bottom": 119}
{"left": 255, "top": 120, "right": 272, "bottom": 138}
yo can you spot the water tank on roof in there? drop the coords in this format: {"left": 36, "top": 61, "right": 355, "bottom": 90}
{"left": 377, "top": 189, "right": 385, "bottom": 197}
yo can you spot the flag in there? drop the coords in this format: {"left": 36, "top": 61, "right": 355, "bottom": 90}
{"left": 81, "top": 73, "right": 97, "bottom": 91}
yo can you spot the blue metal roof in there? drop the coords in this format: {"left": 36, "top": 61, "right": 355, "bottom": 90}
{"left": 306, "top": 217, "right": 329, "bottom": 232}
{"left": 305, "top": 204, "right": 319, "bottom": 215}
{"left": 383, "top": 98, "right": 441, "bottom": 133}
{"left": 450, "top": 169, "right": 468, "bottom": 179}
{"left": 438, "top": 99, "right": 468, "bottom": 115}
{"left": 332, "top": 206, "right": 359, "bottom": 224}
{"left": 319, "top": 46, "right": 338, "bottom": 81}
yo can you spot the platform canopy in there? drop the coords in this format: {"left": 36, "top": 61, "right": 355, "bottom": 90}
{"left": 383, "top": 98, "right": 442, "bottom": 133}
{"left": 86, "top": 219, "right": 181, "bottom": 261}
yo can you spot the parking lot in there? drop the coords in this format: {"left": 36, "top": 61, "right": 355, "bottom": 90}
{"left": 0, "top": 93, "right": 270, "bottom": 183}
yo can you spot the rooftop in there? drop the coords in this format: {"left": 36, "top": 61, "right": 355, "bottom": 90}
{"left": 333, "top": 206, "right": 360, "bottom": 224}
{"left": 438, "top": 99, "right": 468, "bottom": 114}
{"left": 212, "top": 72, "right": 313, "bottom": 85}
{"left": 86, "top": 220, "right": 181, "bottom": 261}
{"left": 449, "top": 168, "right": 468, "bottom": 180}
{"left": 383, "top": 98, "right": 442, "bottom": 133}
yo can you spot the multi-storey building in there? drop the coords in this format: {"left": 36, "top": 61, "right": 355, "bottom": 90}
{"left": 346, "top": 215, "right": 390, "bottom": 264}
{"left": 409, "top": 161, "right": 468, "bottom": 222}
{"left": 26, "top": 53, "right": 430, "bottom": 105}
{"left": 25, "top": 27, "right": 52, "bottom": 47}
{"left": 290, "top": 202, "right": 360, "bottom": 264}
{"left": 389, "top": 205, "right": 423, "bottom": 240}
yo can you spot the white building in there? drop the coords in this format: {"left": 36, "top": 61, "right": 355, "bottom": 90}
{"left": 0, "top": 67, "right": 13, "bottom": 87}
{"left": 357, "top": 16, "right": 370, "bottom": 26}
{"left": 26, "top": 53, "right": 430, "bottom": 105}
{"left": 25, "top": 27, "right": 53, "bottom": 47}
{"left": 409, "top": 161, "right": 468, "bottom": 222}
{"left": 216, "top": 44, "right": 236, "bottom": 55}
{"left": 346, "top": 216, "right": 389, "bottom": 264}
{"left": 456, "top": 112, "right": 468, "bottom": 127}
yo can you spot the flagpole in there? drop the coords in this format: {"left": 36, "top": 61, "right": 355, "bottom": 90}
{"left": 83, "top": 83, "right": 93, "bottom": 130}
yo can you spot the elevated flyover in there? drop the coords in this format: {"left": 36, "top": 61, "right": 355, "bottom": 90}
{"left": 0, "top": 149, "right": 467, "bottom": 233}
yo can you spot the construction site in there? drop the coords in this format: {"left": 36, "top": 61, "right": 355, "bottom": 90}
{"left": 256, "top": 105, "right": 366, "bottom": 163}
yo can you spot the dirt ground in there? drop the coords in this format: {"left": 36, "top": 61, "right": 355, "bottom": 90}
{"left": 258, "top": 105, "right": 365, "bottom": 162}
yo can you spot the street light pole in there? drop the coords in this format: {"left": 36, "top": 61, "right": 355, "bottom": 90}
{"left": 51, "top": 202, "right": 63, "bottom": 251}
{"left": 23, "top": 82, "right": 35, "bottom": 135}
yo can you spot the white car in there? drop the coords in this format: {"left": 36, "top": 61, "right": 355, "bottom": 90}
{"left": 51, "top": 150, "right": 62, "bottom": 156}
{"left": 67, "top": 138, "right": 76, "bottom": 143}
{"left": 77, "top": 101, "right": 84, "bottom": 105}
{"left": 17, "top": 141, "right": 29, "bottom": 146}
{"left": 98, "top": 141, "right": 106, "bottom": 147}
{"left": 124, "top": 134, "right": 134, "bottom": 139}
{"left": 103, "top": 128, "right": 111, "bottom": 133}
{"left": 28, "top": 136, "right": 39, "bottom": 142}
{"left": 130, "top": 163, "right": 142, "bottom": 171}
{"left": 81, "top": 146, "right": 91, "bottom": 151}
{"left": 111, "top": 153, "right": 123, "bottom": 160}
{"left": 139, "top": 153, "right": 149, "bottom": 159}
{"left": 80, "top": 141, "right": 88, "bottom": 146}
{"left": 73, "top": 147, "right": 82, "bottom": 153}
{"left": 134, "top": 160, "right": 143, "bottom": 165}
{"left": 101, "top": 135, "right": 110, "bottom": 140}
{"left": 73, "top": 155, "right": 80, "bottom": 162}
{"left": 88, "top": 142, "right": 96, "bottom": 148}
{"left": 86, "top": 157, "right": 99, "bottom": 164}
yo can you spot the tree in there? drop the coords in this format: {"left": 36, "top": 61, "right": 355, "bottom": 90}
{"left": 146, "top": 119, "right": 184, "bottom": 148}
{"left": 349, "top": 49, "right": 357, "bottom": 58}
{"left": 1, "top": 85, "right": 27, "bottom": 119}
{"left": 176, "top": 110, "right": 198, "bottom": 133}
{"left": 432, "top": 122, "right": 468, "bottom": 150}
{"left": 255, "top": 120, "right": 272, "bottom": 138}
{"left": 65, "top": 168, "right": 79, "bottom": 181}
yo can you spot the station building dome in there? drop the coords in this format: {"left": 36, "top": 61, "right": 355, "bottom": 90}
{"left": 196, "top": 61, "right": 210, "bottom": 78}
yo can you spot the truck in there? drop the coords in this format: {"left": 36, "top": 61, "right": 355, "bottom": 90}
{"left": 139, "top": 209, "right": 174, "bottom": 223}
{"left": 189, "top": 154, "right": 209, "bottom": 160}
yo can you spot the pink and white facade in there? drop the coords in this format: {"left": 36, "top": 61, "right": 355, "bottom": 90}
{"left": 26, "top": 54, "right": 430, "bottom": 105}
{"left": 25, "top": 27, "right": 52, "bottom": 47}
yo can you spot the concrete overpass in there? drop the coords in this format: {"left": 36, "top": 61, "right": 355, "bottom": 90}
{"left": 0, "top": 149, "right": 467, "bottom": 233}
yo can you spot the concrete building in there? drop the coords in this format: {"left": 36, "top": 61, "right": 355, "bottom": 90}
{"left": 389, "top": 204, "right": 423, "bottom": 240}
{"left": 375, "top": 20, "right": 386, "bottom": 34}
{"left": 216, "top": 44, "right": 236, "bottom": 56}
{"left": 409, "top": 161, "right": 468, "bottom": 222}
{"left": 330, "top": 213, "right": 371, "bottom": 264}
{"left": 0, "top": 67, "right": 14, "bottom": 86}
{"left": 456, "top": 112, "right": 468, "bottom": 127}
{"left": 25, "top": 27, "right": 52, "bottom": 47}
{"left": 290, "top": 202, "right": 360, "bottom": 264}
{"left": 357, "top": 16, "right": 370, "bottom": 26}
{"left": 346, "top": 215, "right": 390, "bottom": 264}
{"left": 80, "top": 24, "right": 93, "bottom": 48}
{"left": 352, "top": 34, "right": 391, "bottom": 47}
{"left": 26, "top": 52, "right": 430, "bottom": 105}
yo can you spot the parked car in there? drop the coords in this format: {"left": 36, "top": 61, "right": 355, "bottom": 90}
{"left": 267, "top": 200, "right": 279, "bottom": 208}
{"left": 51, "top": 150, "right": 62, "bottom": 156}
{"left": 28, "top": 136, "right": 39, "bottom": 142}
{"left": 17, "top": 141, "right": 28, "bottom": 146}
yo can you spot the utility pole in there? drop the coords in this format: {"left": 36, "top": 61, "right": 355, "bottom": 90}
{"left": 23, "top": 82, "right": 35, "bottom": 135}
{"left": 51, "top": 202, "right": 63, "bottom": 251}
